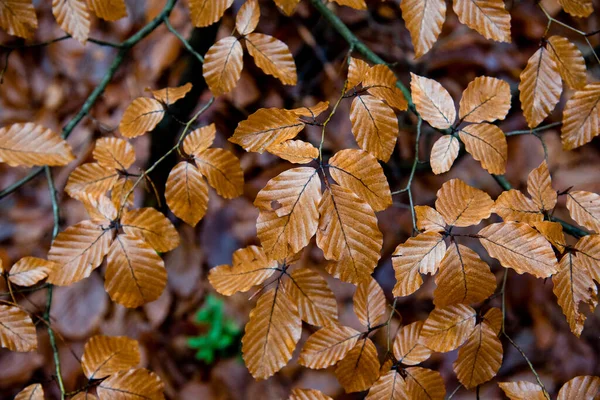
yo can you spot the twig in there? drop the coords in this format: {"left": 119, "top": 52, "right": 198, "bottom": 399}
{"left": 505, "top": 122, "right": 562, "bottom": 136}
{"left": 163, "top": 17, "right": 204, "bottom": 64}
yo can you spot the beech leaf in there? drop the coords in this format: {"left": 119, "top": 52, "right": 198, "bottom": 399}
{"left": 299, "top": 324, "right": 361, "bottom": 369}
{"left": 459, "top": 76, "right": 511, "bottom": 123}
{"left": 353, "top": 277, "right": 386, "bottom": 328}
{"left": 430, "top": 135, "right": 459, "bottom": 175}
{"left": 119, "top": 97, "right": 164, "bottom": 138}
{"left": 393, "top": 321, "right": 432, "bottom": 365}
{"left": 401, "top": 0, "right": 446, "bottom": 58}
{"left": 165, "top": 161, "right": 208, "bottom": 227}
{"left": 284, "top": 267, "right": 338, "bottom": 327}
{"left": 97, "top": 368, "right": 164, "bottom": 400}
{"left": 189, "top": 0, "right": 234, "bottom": 27}
{"left": 458, "top": 123, "right": 508, "bottom": 174}
{"left": 335, "top": 338, "right": 380, "bottom": 393}
{"left": 245, "top": 33, "right": 297, "bottom": 85}
{"left": 410, "top": 73, "right": 456, "bottom": 129}
{"left": 0, "top": 305, "right": 37, "bottom": 352}
{"left": 82, "top": 335, "right": 141, "bottom": 379}
{"left": 0, "top": 123, "right": 75, "bottom": 167}
{"left": 0, "top": 0, "right": 38, "bottom": 38}
{"left": 435, "top": 178, "right": 493, "bottom": 227}
{"left": 419, "top": 304, "right": 476, "bottom": 352}
{"left": 452, "top": 0, "right": 511, "bottom": 42}
{"left": 203, "top": 36, "right": 244, "bottom": 96}
{"left": 561, "top": 84, "right": 600, "bottom": 150}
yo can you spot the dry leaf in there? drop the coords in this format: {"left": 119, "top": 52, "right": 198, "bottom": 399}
{"left": 419, "top": 304, "right": 476, "bottom": 352}
{"left": 363, "top": 65, "right": 408, "bottom": 111}
{"left": 353, "top": 278, "right": 386, "bottom": 328}
{"left": 72, "top": 393, "right": 98, "bottom": 400}
{"left": 189, "top": 0, "right": 234, "bottom": 27}
{"left": 88, "top": 0, "right": 127, "bottom": 21}
{"left": 430, "top": 135, "right": 459, "bottom": 175}
{"left": 435, "top": 178, "right": 493, "bottom": 227}
{"left": 566, "top": 191, "right": 600, "bottom": 233}
{"left": 267, "top": 140, "right": 318, "bottom": 164}
{"left": 65, "top": 163, "right": 119, "bottom": 199}
{"left": 561, "top": 83, "right": 600, "bottom": 150}
{"left": 452, "top": 0, "right": 511, "bottom": 42}
{"left": 245, "top": 33, "right": 297, "bottom": 85}
{"left": 165, "top": 161, "right": 208, "bottom": 227}
{"left": 284, "top": 267, "right": 338, "bottom": 326}
{"left": 414, "top": 205, "right": 446, "bottom": 233}
{"left": 459, "top": 76, "right": 511, "bottom": 123}
{"left": 182, "top": 124, "right": 216, "bottom": 156}
{"left": 8, "top": 257, "right": 57, "bottom": 287}
{"left": 272, "top": 0, "right": 299, "bottom": 15}
{"left": 498, "top": 381, "right": 547, "bottom": 400}
{"left": 557, "top": 376, "right": 600, "bottom": 400}
{"left": 0, "top": 305, "right": 37, "bottom": 352}
{"left": 93, "top": 137, "right": 135, "bottom": 171}
{"left": 119, "top": 97, "right": 164, "bottom": 138}
{"left": 331, "top": 0, "right": 366, "bottom": 10}
{"left": 203, "top": 36, "right": 244, "bottom": 96}
{"left": 0, "top": 0, "right": 38, "bottom": 38}
{"left": 80, "top": 194, "right": 117, "bottom": 224}
{"left": 557, "top": 0, "right": 593, "bottom": 18}
{"left": 289, "top": 388, "right": 333, "bottom": 400}
{"left": 401, "top": 0, "right": 446, "bottom": 58}
{"left": 299, "top": 324, "right": 361, "bottom": 368}
{"left": 547, "top": 36, "right": 587, "bottom": 90}
{"left": 52, "top": 0, "right": 90, "bottom": 44}
{"left": 393, "top": 321, "right": 432, "bottom": 365}
{"left": 150, "top": 82, "right": 193, "bottom": 105}
{"left": 483, "top": 308, "right": 503, "bottom": 335}
{"left": 290, "top": 101, "right": 330, "bottom": 118}
{"left": 335, "top": 338, "right": 380, "bottom": 393}
{"left": 573, "top": 235, "right": 600, "bottom": 283}
{"left": 366, "top": 370, "right": 407, "bottom": 400}
{"left": 97, "top": 368, "right": 164, "bottom": 400}
{"left": 82, "top": 335, "right": 141, "bottom": 379}
{"left": 348, "top": 58, "right": 370, "bottom": 88}
{"left": 458, "top": 123, "right": 507, "bottom": 174}
{"left": 121, "top": 208, "right": 180, "bottom": 252}
{"left": 236, "top": 0, "right": 260, "bottom": 36}
{"left": 493, "top": 189, "right": 543, "bottom": 224}
{"left": 194, "top": 148, "right": 244, "bottom": 199}
{"left": 230, "top": 108, "right": 305, "bottom": 152}
{"left": 0, "top": 123, "right": 74, "bottom": 167}
{"left": 533, "top": 221, "right": 566, "bottom": 253}
{"left": 404, "top": 367, "right": 445, "bottom": 400}
{"left": 410, "top": 73, "right": 456, "bottom": 129}
{"left": 527, "top": 160, "right": 557, "bottom": 212}
{"left": 14, "top": 384, "right": 43, "bottom": 400}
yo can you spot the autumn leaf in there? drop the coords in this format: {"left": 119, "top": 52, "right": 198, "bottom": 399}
{"left": 0, "top": 305, "right": 37, "bottom": 352}
{"left": 459, "top": 76, "right": 511, "bottom": 123}
{"left": 284, "top": 267, "right": 338, "bottom": 326}
{"left": 88, "top": 0, "right": 127, "bottom": 21}
{"left": 121, "top": 208, "right": 180, "bottom": 253}
{"left": 78, "top": 193, "right": 117, "bottom": 224}
{"left": 236, "top": 0, "right": 260, "bottom": 36}
{"left": 419, "top": 304, "right": 476, "bottom": 352}
{"left": 414, "top": 205, "right": 446, "bottom": 233}
{"left": 401, "top": 0, "right": 446, "bottom": 58}
{"left": 404, "top": 367, "right": 446, "bottom": 400}
{"left": 267, "top": 140, "right": 318, "bottom": 164}
{"left": 353, "top": 278, "right": 386, "bottom": 328}
{"left": 561, "top": 83, "right": 600, "bottom": 150}
{"left": 14, "top": 384, "right": 44, "bottom": 400}
{"left": 230, "top": 108, "right": 305, "bottom": 152}
{"left": 93, "top": 137, "right": 135, "bottom": 171}
{"left": 0, "top": 0, "right": 37, "bottom": 38}
{"left": 547, "top": 36, "right": 587, "bottom": 90}
{"left": 8, "top": 257, "right": 57, "bottom": 287}
{"left": 533, "top": 221, "right": 566, "bottom": 253}
{"left": 335, "top": 338, "right": 380, "bottom": 393}
{"left": 348, "top": 57, "right": 370, "bottom": 88}
{"left": 482, "top": 307, "right": 503, "bottom": 335}
{"left": 65, "top": 163, "right": 119, "bottom": 199}
{"left": 519, "top": 46, "right": 562, "bottom": 128}
{"left": 299, "top": 324, "right": 361, "bottom": 369}
{"left": 435, "top": 178, "right": 493, "bottom": 227}
{"left": 527, "top": 160, "right": 557, "bottom": 212}
{"left": 452, "top": 0, "right": 511, "bottom": 42}
{"left": 392, "top": 231, "right": 446, "bottom": 297}
{"left": 119, "top": 97, "right": 165, "bottom": 138}
{"left": 165, "top": 161, "right": 208, "bottom": 227}
{"left": 209, "top": 245, "right": 277, "bottom": 296}
{"left": 478, "top": 222, "right": 559, "bottom": 278}
{"left": 182, "top": 124, "right": 216, "bottom": 156}
{"left": 245, "top": 33, "right": 297, "bottom": 85}
{"left": 97, "top": 368, "right": 164, "bottom": 400}
{"left": 493, "top": 189, "right": 543, "bottom": 224}
{"left": 573, "top": 235, "right": 600, "bottom": 283}
{"left": 193, "top": 148, "right": 244, "bottom": 199}
{"left": 410, "top": 73, "right": 456, "bottom": 129}
{"left": 557, "top": 0, "right": 593, "bottom": 18}
{"left": 498, "top": 381, "right": 547, "bottom": 400}
{"left": 111, "top": 178, "right": 134, "bottom": 210}
{"left": 366, "top": 370, "right": 407, "bottom": 400}
{"left": 242, "top": 287, "right": 301, "bottom": 379}
{"left": 557, "top": 376, "right": 600, "bottom": 400}
{"left": 458, "top": 123, "right": 507, "bottom": 174}
{"left": 52, "top": 0, "right": 90, "bottom": 44}
{"left": 393, "top": 321, "right": 432, "bottom": 365}
{"left": 149, "top": 82, "right": 193, "bottom": 106}
{"left": 82, "top": 335, "right": 141, "bottom": 379}
{"left": 290, "top": 101, "right": 330, "bottom": 119}
{"left": 289, "top": 388, "right": 333, "bottom": 400}
{"left": 331, "top": 0, "right": 366, "bottom": 10}
{"left": 430, "top": 135, "right": 459, "bottom": 175}
{"left": 272, "top": 0, "right": 299, "bottom": 15}
{"left": 189, "top": 0, "right": 234, "bottom": 27}
{"left": 0, "top": 123, "right": 74, "bottom": 167}
{"left": 363, "top": 65, "right": 408, "bottom": 111}
{"left": 203, "top": 36, "right": 244, "bottom": 96}
{"left": 566, "top": 191, "right": 600, "bottom": 233}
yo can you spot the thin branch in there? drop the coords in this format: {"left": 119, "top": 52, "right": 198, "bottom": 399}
{"left": 505, "top": 122, "right": 562, "bottom": 136}
{"left": 163, "top": 17, "right": 204, "bottom": 64}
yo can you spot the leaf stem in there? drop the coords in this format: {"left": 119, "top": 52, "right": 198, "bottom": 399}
{"left": 163, "top": 17, "right": 205, "bottom": 64}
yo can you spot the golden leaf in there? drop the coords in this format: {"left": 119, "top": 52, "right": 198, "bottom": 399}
{"left": 557, "top": 0, "right": 593, "bottom": 18}
{"left": 527, "top": 160, "right": 557, "bottom": 212}
{"left": 203, "top": 36, "right": 244, "bottom": 96}
{"left": 404, "top": 367, "right": 446, "bottom": 400}
{"left": 392, "top": 232, "right": 446, "bottom": 297}
{"left": 245, "top": 33, "right": 297, "bottom": 85}
{"left": 87, "top": 0, "right": 127, "bottom": 21}
{"left": 93, "top": 137, "right": 135, "bottom": 170}
{"left": 317, "top": 184, "right": 383, "bottom": 284}
{"left": 71, "top": 392, "right": 97, "bottom": 400}
{"left": 453, "top": 322, "right": 503, "bottom": 389}
{"left": 289, "top": 388, "right": 333, "bottom": 400}
{"left": 52, "top": 0, "right": 90, "bottom": 44}
{"left": 331, "top": 0, "right": 366, "bottom": 10}
{"left": 105, "top": 234, "right": 167, "bottom": 308}
{"left": 430, "top": 135, "right": 459, "bottom": 175}
{"left": 165, "top": 162, "right": 208, "bottom": 227}
{"left": 150, "top": 82, "right": 193, "bottom": 106}
{"left": 47, "top": 220, "right": 112, "bottom": 286}
{"left": 478, "top": 222, "right": 559, "bottom": 277}
{"left": 80, "top": 194, "right": 117, "bottom": 224}
{"left": 459, "top": 76, "right": 511, "bottom": 123}
{"left": 0, "top": 123, "right": 74, "bottom": 167}
{"left": 435, "top": 178, "right": 493, "bottom": 227}
{"left": 194, "top": 148, "right": 244, "bottom": 199}
{"left": 230, "top": 108, "right": 305, "bottom": 152}
{"left": 189, "top": 0, "right": 234, "bottom": 27}
{"left": 366, "top": 371, "right": 408, "bottom": 400}
{"left": 553, "top": 252, "right": 598, "bottom": 337}
{"left": 414, "top": 205, "right": 446, "bottom": 233}
{"left": 97, "top": 368, "right": 164, "bottom": 400}
{"left": 335, "top": 338, "right": 380, "bottom": 393}
{"left": 8, "top": 257, "right": 57, "bottom": 287}
{"left": 284, "top": 267, "right": 338, "bottom": 326}
{"left": 299, "top": 324, "right": 361, "bottom": 369}
{"left": 82, "top": 335, "right": 141, "bottom": 379}
{"left": 493, "top": 189, "right": 543, "bottom": 224}
{"left": 483, "top": 307, "right": 503, "bottom": 335}
{"left": 349, "top": 94, "right": 398, "bottom": 162}
{"left": 272, "top": 0, "right": 299, "bottom": 15}
{"left": 182, "top": 124, "right": 216, "bottom": 157}
{"left": 561, "top": 83, "right": 600, "bottom": 150}
{"left": 519, "top": 46, "right": 562, "bottom": 128}
{"left": 0, "top": 305, "right": 37, "bottom": 352}
{"left": 533, "top": 221, "right": 566, "bottom": 253}
{"left": 242, "top": 287, "right": 302, "bottom": 379}
{"left": 547, "top": 36, "right": 587, "bottom": 90}
{"left": 119, "top": 97, "right": 164, "bottom": 138}
{"left": 14, "top": 384, "right": 44, "bottom": 400}
{"left": 393, "top": 321, "right": 432, "bottom": 365}
{"left": 573, "top": 235, "right": 600, "bottom": 283}
{"left": 65, "top": 163, "right": 119, "bottom": 199}
{"left": 290, "top": 101, "right": 330, "bottom": 118}
{"left": 255, "top": 167, "right": 321, "bottom": 260}
{"left": 452, "top": 0, "right": 510, "bottom": 42}
{"left": 0, "top": 0, "right": 37, "bottom": 38}
{"left": 121, "top": 208, "right": 180, "bottom": 253}
{"left": 329, "top": 149, "right": 392, "bottom": 212}
{"left": 236, "top": 0, "right": 260, "bottom": 36}
{"left": 498, "top": 381, "right": 547, "bottom": 400}
{"left": 433, "top": 243, "right": 496, "bottom": 307}
{"left": 348, "top": 57, "right": 370, "bottom": 89}
{"left": 353, "top": 277, "right": 386, "bottom": 328}
{"left": 267, "top": 140, "right": 318, "bottom": 164}
{"left": 566, "top": 191, "right": 600, "bottom": 233}
{"left": 419, "top": 304, "right": 476, "bottom": 352}
{"left": 111, "top": 178, "right": 134, "bottom": 210}
{"left": 401, "top": 0, "right": 446, "bottom": 58}
{"left": 557, "top": 376, "right": 600, "bottom": 400}
{"left": 209, "top": 245, "right": 277, "bottom": 296}
{"left": 459, "top": 123, "right": 507, "bottom": 174}
{"left": 410, "top": 73, "right": 456, "bottom": 129}
{"left": 364, "top": 65, "right": 408, "bottom": 111}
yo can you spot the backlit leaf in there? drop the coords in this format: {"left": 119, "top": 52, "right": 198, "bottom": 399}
{"left": 289, "top": 388, "right": 333, "bottom": 400}
{"left": 182, "top": 124, "right": 216, "bottom": 157}
{"left": 0, "top": 123, "right": 74, "bottom": 167}
{"left": 0, "top": 0, "right": 37, "bottom": 38}
{"left": 65, "top": 163, "right": 118, "bottom": 199}
{"left": 93, "top": 137, "right": 135, "bottom": 170}
{"left": 267, "top": 140, "right": 318, "bottom": 164}
{"left": 121, "top": 208, "right": 179, "bottom": 253}
{"left": 410, "top": 73, "right": 456, "bottom": 129}
{"left": 52, "top": 0, "right": 90, "bottom": 44}
{"left": 561, "top": 83, "right": 600, "bottom": 150}
{"left": 348, "top": 57, "right": 370, "bottom": 88}
{"left": 189, "top": 0, "right": 234, "bottom": 27}
{"left": 527, "top": 160, "right": 557, "bottom": 212}
{"left": 82, "top": 335, "right": 141, "bottom": 379}
{"left": 557, "top": 0, "right": 593, "bottom": 18}
{"left": 88, "top": 0, "right": 127, "bottom": 21}
{"left": 533, "top": 221, "right": 566, "bottom": 253}
{"left": 80, "top": 194, "right": 117, "bottom": 224}
{"left": 203, "top": 36, "right": 244, "bottom": 96}
{"left": 0, "top": 305, "right": 37, "bottom": 352}
{"left": 97, "top": 368, "right": 164, "bottom": 400}
{"left": 401, "top": 0, "right": 446, "bottom": 58}
{"left": 435, "top": 178, "right": 493, "bottom": 227}
{"left": 364, "top": 65, "right": 408, "bottom": 111}
{"left": 415, "top": 205, "right": 446, "bottom": 233}
{"left": 566, "top": 191, "right": 600, "bottom": 233}
{"left": 420, "top": 304, "right": 476, "bottom": 352}
{"left": 14, "top": 384, "right": 44, "bottom": 400}
{"left": 119, "top": 97, "right": 164, "bottom": 138}
{"left": 430, "top": 135, "right": 459, "bottom": 175}
{"left": 165, "top": 162, "right": 208, "bottom": 227}
{"left": 393, "top": 321, "right": 432, "bottom": 365}
{"left": 150, "top": 82, "right": 193, "bottom": 105}
{"left": 493, "top": 189, "right": 543, "bottom": 224}
{"left": 230, "top": 108, "right": 305, "bottom": 152}
{"left": 8, "top": 257, "right": 57, "bottom": 287}
{"left": 299, "top": 324, "right": 361, "bottom": 369}
{"left": 498, "top": 381, "right": 547, "bottom": 400}
{"left": 335, "top": 338, "right": 380, "bottom": 393}
{"left": 194, "top": 148, "right": 244, "bottom": 199}
{"left": 557, "top": 376, "right": 600, "bottom": 400}
{"left": 111, "top": 178, "right": 134, "bottom": 210}
{"left": 458, "top": 123, "right": 507, "bottom": 174}
{"left": 452, "top": 0, "right": 511, "bottom": 42}
{"left": 366, "top": 370, "right": 408, "bottom": 400}
{"left": 245, "top": 33, "right": 297, "bottom": 85}
{"left": 350, "top": 94, "right": 398, "bottom": 162}
{"left": 459, "top": 76, "right": 511, "bottom": 123}
{"left": 353, "top": 278, "right": 386, "bottom": 328}
{"left": 404, "top": 367, "right": 445, "bottom": 400}
{"left": 236, "top": 0, "right": 260, "bottom": 36}
{"left": 547, "top": 36, "right": 587, "bottom": 90}
{"left": 478, "top": 222, "right": 559, "bottom": 277}
{"left": 284, "top": 267, "right": 338, "bottom": 326}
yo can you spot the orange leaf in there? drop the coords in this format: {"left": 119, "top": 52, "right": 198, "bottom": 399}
{"left": 14, "top": 384, "right": 44, "bottom": 400}
{"left": 88, "top": 0, "right": 127, "bottom": 21}
{"left": 498, "top": 381, "right": 547, "bottom": 400}
{"left": 331, "top": 0, "right": 366, "bottom": 10}
{"left": 557, "top": 376, "right": 600, "bottom": 400}
{"left": 119, "top": 97, "right": 164, "bottom": 138}
{"left": 414, "top": 205, "right": 446, "bottom": 233}
{"left": 272, "top": 0, "right": 299, "bottom": 15}
{"left": 572, "top": 235, "right": 600, "bottom": 283}
{"left": 557, "top": 0, "right": 593, "bottom": 18}
{"left": 203, "top": 36, "right": 244, "bottom": 96}
{"left": 82, "top": 335, "right": 141, "bottom": 379}
{"left": 404, "top": 367, "right": 446, "bottom": 400}
{"left": 236, "top": 0, "right": 260, "bottom": 36}
{"left": 353, "top": 277, "right": 386, "bottom": 328}
{"left": 452, "top": 0, "right": 511, "bottom": 42}
{"left": 189, "top": 0, "right": 234, "bottom": 27}
{"left": 527, "top": 160, "right": 557, "bottom": 212}
{"left": 290, "top": 101, "right": 330, "bottom": 118}
{"left": 430, "top": 135, "right": 459, "bottom": 175}
{"left": 348, "top": 57, "right": 370, "bottom": 88}
{"left": 81, "top": 193, "right": 117, "bottom": 224}
{"left": 182, "top": 124, "right": 216, "bottom": 156}
{"left": 245, "top": 33, "right": 297, "bottom": 85}
{"left": 111, "top": 178, "right": 134, "bottom": 213}
{"left": 0, "top": 123, "right": 74, "bottom": 167}
{"left": 335, "top": 338, "right": 380, "bottom": 393}
{"left": 435, "top": 178, "right": 493, "bottom": 227}
{"left": 547, "top": 36, "right": 587, "bottom": 90}
{"left": 483, "top": 307, "right": 503, "bottom": 335}
{"left": 289, "top": 388, "right": 333, "bottom": 400}
{"left": 410, "top": 73, "right": 456, "bottom": 129}
{"left": 194, "top": 148, "right": 244, "bottom": 199}
{"left": 419, "top": 304, "right": 476, "bottom": 352}
{"left": 566, "top": 191, "right": 600, "bottom": 233}
{"left": 366, "top": 372, "right": 408, "bottom": 400}
{"left": 284, "top": 267, "right": 338, "bottom": 326}
{"left": 0, "top": 305, "right": 37, "bottom": 351}
{"left": 458, "top": 123, "right": 507, "bottom": 174}
{"left": 459, "top": 76, "right": 511, "bottom": 123}
{"left": 533, "top": 221, "right": 566, "bottom": 253}
{"left": 561, "top": 84, "right": 600, "bottom": 150}
{"left": 267, "top": 140, "right": 318, "bottom": 164}
{"left": 393, "top": 321, "right": 432, "bottom": 365}
{"left": 401, "top": 0, "right": 446, "bottom": 58}
{"left": 350, "top": 95, "right": 398, "bottom": 162}
{"left": 149, "top": 82, "right": 193, "bottom": 106}
{"left": 8, "top": 257, "right": 57, "bottom": 287}
{"left": 493, "top": 189, "right": 543, "bottom": 224}
{"left": 299, "top": 324, "right": 361, "bottom": 369}
{"left": 230, "top": 108, "right": 305, "bottom": 152}
{"left": 165, "top": 162, "right": 208, "bottom": 227}
{"left": 65, "top": 163, "right": 119, "bottom": 199}
{"left": 52, "top": 0, "right": 90, "bottom": 44}
{"left": 97, "top": 368, "right": 164, "bottom": 400}
{"left": 93, "top": 137, "right": 135, "bottom": 170}
{"left": 0, "top": 0, "right": 37, "bottom": 38}
{"left": 121, "top": 208, "right": 180, "bottom": 252}
{"left": 364, "top": 65, "right": 408, "bottom": 111}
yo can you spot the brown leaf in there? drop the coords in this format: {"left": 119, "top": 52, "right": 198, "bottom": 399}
{"left": 557, "top": 0, "right": 593, "bottom": 17}
{"left": 561, "top": 84, "right": 600, "bottom": 150}
{"left": 317, "top": 184, "right": 383, "bottom": 284}
{"left": 165, "top": 161, "right": 208, "bottom": 227}
{"left": 404, "top": 367, "right": 445, "bottom": 400}
{"left": 236, "top": 0, "right": 260, "bottom": 36}
{"left": 392, "top": 232, "right": 446, "bottom": 297}
{"left": 566, "top": 191, "right": 600, "bottom": 233}
{"left": 71, "top": 393, "right": 97, "bottom": 400}
{"left": 284, "top": 267, "right": 338, "bottom": 326}
{"left": 573, "top": 235, "right": 600, "bottom": 283}
{"left": 78, "top": 193, "right": 117, "bottom": 224}
{"left": 88, "top": 0, "right": 127, "bottom": 21}
{"left": 353, "top": 278, "right": 386, "bottom": 328}
{"left": 150, "top": 82, "right": 193, "bottom": 105}
{"left": 290, "top": 101, "right": 330, "bottom": 118}
{"left": 350, "top": 95, "right": 398, "bottom": 162}
{"left": 14, "top": 384, "right": 44, "bottom": 400}
{"left": 547, "top": 36, "right": 587, "bottom": 90}
{"left": 121, "top": 208, "right": 180, "bottom": 252}
{"left": 272, "top": 0, "right": 299, "bottom": 15}
{"left": 8, "top": 257, "right": 57, "bottom": 287}
{"left": 331, "top": 0, "right": 366, "bottom": 10}
{"left": 419, "top": 304, "right": 476, "bottom": 352}
{"left": 52, "top": 0, "right": 90, "bottom": 44}
{"left": 433, "top": 243, "right": 497, "bottom": 307}
{"left": 194, "top": 148, "right": 244, "bottom": 199}
{"left": 0, "top": 123, "right": 74, "bottom": 167}
{"left": 366, "top": 370, "right": 408, "bottom": 400}
{"left": 453, "top": 322, "right": 503, "bottom": 389}
{"left": 329, "top": 149, "right": 392, "bottom": 211}
{"left": 519, "top": 46, "right": 562, "bottom": 128}
{"left": 267, "top": 140, "right": 318, "bottom": 164}
{"left": 414, "top": 205, "right": 446, "bottom": 233}
{"left": 410, "top": 73, "right": 456, "bottom": 129}
{"left": 483, "top": 307, "right": 503, "bottom": 335}
{"left": 208, "top": 245, "right": 277, "bottom": 296}
{"left": 47, "top": 220, "right": 112, "bottom": 286}
{"left": 335, "top": 338, "right": 380, "bottom": 393}
{"left": 478, "top": 222, "right": 559, "bottom": 278}
{"left": 459, "top": 76, "right": 511, "bottom": 123}
{"left": 0, "top": 305, "right": 37, "bottom": 352}
{"left": 245, "top": 33, "right": 297, "bottom": 85}
{"left": 430, "top": 135, "right": 459, "bottom": 175}
{"left": 401, "top": 0, "right": 446, "bottom": 58}
{"left": 119, "top": 97, "right": 164, "bottom": 138}
{"left": 435, "top": 178, "right": 493, "bottom": 227}
{"left": 348, "top": 58, "right": 370, "bottom": 88}
{"left": 182, "top": 124, "right": 216, "bottom": 156}
{"left": 242, "top": 287, "right": 302, "bottom": 379}
{"left": 498, "top": 381, "right": 547, "bottom": 400}
{"left": 111, "top": 179, "right": 134, "bottom": 213}
{"left": 393, "top": 321, "right": 432, "bottom": 365}
{"left": 299, "top": 325, "right": 361, "bottom": 369}
{"left": 65, "top": 163, "right": 119, "bottom": 199}
{"left": 203, "top": 36, "right": 244, "bottom": 96}
{"left": 97, "top": 368, "right": 164, "bottom": 400}
{"left": 93, "top": 137, "right": 135, "bottom": 170}
{"left": 105, "top": 234, "right": 167, "bottom": 308}
{"left": 452, "top": 0, "right": 511, "bottom": 42}
{"left": 492, "top": 189, "right": 543, "bottom": 224}
{"left": 82, "top": 335, "right": 141, "bottom": 379}
{"left": 289, "top": 388, "right": 333, "bottom": 400}
{"left": 527, "top": 160, "right": 557, "bottom": 212}
{"left": 364, "top": 65, "right": 408, "bottom": 111}
{"left": 0, "top": 0, "right": 37, "bottom": 38}
{"left": 458, "top": 123, "right": 507, "bottom": 174}
{"left": 230, "top": 108, "right": 305, "bottom": 152}
{"left": 557, "top": 376, "right": 600, "bottom": 400}
{"left": 189, "top": 0, "right": 234, "bottom": 27}
{"left": 533, "top": 221, "right": 566, "bottom": 253}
